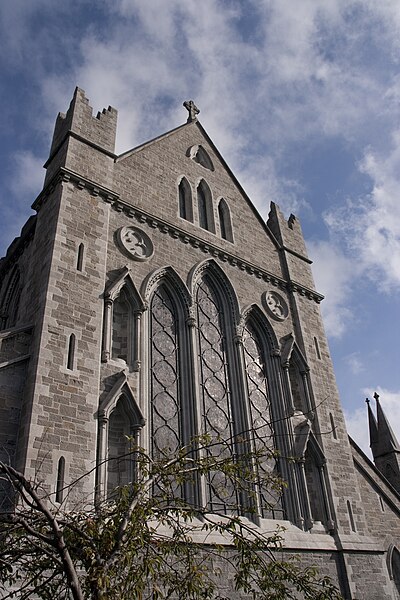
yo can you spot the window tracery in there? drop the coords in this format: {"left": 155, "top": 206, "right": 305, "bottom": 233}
{"left": 150, "top": 285, "right": 181, "bottom": 459}
{"left": 196, "top": 276, "right": 238, "bottom": 513}
{"left": 243, "top": 322, "right": 283, "bottom": 519}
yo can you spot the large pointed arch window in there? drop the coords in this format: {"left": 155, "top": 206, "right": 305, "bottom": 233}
{"left": 147, "top": 270, "right": 196, "bottom": 503}
{"left": 150, "top": 285, "right": 181, "bottom": 459}
{"left": 196, "top": 272, "right": 239, "bottom": 513}
{"left": 243, "top": 320, "right": 284, "bottom": 519}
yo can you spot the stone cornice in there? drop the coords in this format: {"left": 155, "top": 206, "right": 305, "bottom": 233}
{"left": 44, "top": 130, "right": 117, "bottom": 169}
{"left": 32, "top": 167, "right": 119, "bottom": 212}
{"left": 32, "top": 167, "right": 324, "bottom": 304}
{"left": 281, "top": 245, "right": 313, "bottom": 265}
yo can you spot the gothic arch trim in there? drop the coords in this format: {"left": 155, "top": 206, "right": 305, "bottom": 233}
{"left": 98, "top": 371, "right": 144, "bottom": 425}
{"left": 280, "top": 333, "right": 309, "bottom": 372}
{"left": 387, "top": 544, "right": 400, "bottom": 581}
{"left": 238, "top": 304, "right": 279, "bottom": 351}
{"left": 102, "top": 267, "right": 145, "bottom": 367}
{"left": 104, "top": 266, "right": 145, "bottom": 309}
{"left": 188, "top": 144, "right": 214, "bottom": 171}
{"left": 188, "top": 259, "right": 239, "bottom": 323}
{"left": 96, "top": 372, "right": 144, "bottom": 502}
{"left": 141, "top": 266, "right": 192, "bottom": 318}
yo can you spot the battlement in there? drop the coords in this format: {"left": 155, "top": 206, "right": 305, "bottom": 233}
{"left": 267, "top": 201, "right": 309, "bottom": 260}
{"left": 49, "top": 87, "right": 118, "bottom": 157}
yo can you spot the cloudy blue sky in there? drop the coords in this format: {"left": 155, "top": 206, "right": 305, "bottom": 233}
{"left": 1, "top": 0, "right": 399, "bottom": 455}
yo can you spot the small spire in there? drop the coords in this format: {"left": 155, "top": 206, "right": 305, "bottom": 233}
{"left": 375, "top": 392, "right": 400, "bottom": 454}
{"left": 366, "top": 397, "right": 379, "bottom": 452}
{"left": 183, "top": 100, "right": 200, "bottom": 123}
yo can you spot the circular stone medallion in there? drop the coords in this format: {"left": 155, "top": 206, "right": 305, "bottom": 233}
{"left": 262, "top": 290, "right": 289, "bottom": 321}
{"left": 117, "top": 226, "right": 154, "bottom": 261}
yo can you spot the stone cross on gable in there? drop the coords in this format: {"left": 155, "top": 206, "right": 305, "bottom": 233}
{"left": 183, "top": 100, "right": 200, "bottom": 123}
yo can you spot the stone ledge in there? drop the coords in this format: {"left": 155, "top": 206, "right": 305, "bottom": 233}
{"left": 32, "top": 167, "right": 324, "bottom": 304}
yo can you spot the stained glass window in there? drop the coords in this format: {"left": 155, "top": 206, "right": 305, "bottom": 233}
{"left": 243, "top": 322, "right": 284, "bottom": 519}
{"left": 197, "top": 277, "right": 237, "bottom": 513}
{"left": 150, "top": 286, "right": 181, "bottom": 460}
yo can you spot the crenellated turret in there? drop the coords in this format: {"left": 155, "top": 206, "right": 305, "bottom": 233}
{"left": 44, "top": 87, "right": 118, "bottom": 186}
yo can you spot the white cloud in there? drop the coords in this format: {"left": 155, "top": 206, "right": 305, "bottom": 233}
{"left": 9, "top": 151, "right": 45, "bottom": 198}
{"left": 344, "top": 405, "right": 371, "bottom": 458}
{"left": 324, "top": 129, "right": 400, "bottom": 291}
{"left": 345, "top": 352, "right": 364, "bottom": 375}
{"left": 307, "top": 239, "right": 357, "bottom": 337}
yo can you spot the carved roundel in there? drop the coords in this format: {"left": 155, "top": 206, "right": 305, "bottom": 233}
{"left": 262, "top": 290, "right": 289, "bottom": 321}
{"left": 117, "top": 226, "right": 154, "bottom": 261}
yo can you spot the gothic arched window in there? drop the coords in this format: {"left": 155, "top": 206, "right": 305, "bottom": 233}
{"left": 102, "top": 268, "right": 145, "bottom": 371}
{"left": 107, "top": 395, "right": 138, "bottom": 496}
{"left": 178, "top": 177, "right": 193, "bottom": 222}
{"left": 243, "top": 321, "right": 284, "bottom": 519}
{"left": 197, "top": 180, "right": 215, "bottom": 233}
{"left": 196, "top": 274, "right": 240, "bottom": 513}
{"left": 150, "top": 285, "right": 181, "bottom": 459}
{"left": 0, "top": 266, "right": 21, "bottom": 331}
{"left": 96, "top": 373, "right": 144, "bottom": 502}
{"left": 218, "top": 198, "right": 233, "bottom": 242}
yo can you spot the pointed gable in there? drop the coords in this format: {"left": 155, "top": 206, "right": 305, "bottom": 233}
{"left": 113, "top": 118, "right": 283, "bottom": 278}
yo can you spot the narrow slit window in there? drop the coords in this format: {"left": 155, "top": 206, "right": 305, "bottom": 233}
{"left": 56, "top": 456, "right": 66, "bottom": 503}
{"left": 347, "top": 500, "right": 356, "bottom": 532}
{"left": 329, "top": 413, "right": 337, "bottom": 439}
{"left": 314, "top": 336, "right": 321, "bottom": 359}
{"left": 67, "top": 334, "right": 76, "bottom": 371}
{"left": 77, "top": 243, "right": 84, "bottom": 271}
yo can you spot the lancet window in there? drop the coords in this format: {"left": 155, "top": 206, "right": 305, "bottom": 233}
{"left": 196, "top": 274, "right": 239, "bottom": 513}
{"left": 242, "top": 321, "right": 284, "bottom": 519}
{"left": 150, "top": 285, "right": 181, "bottom": 459}
{"left": 197, "top": 180, "right": 215, "bottom": 233}
{"left": 107, "top": 395, "right": 138, "bottom": 496}
{"left": 96, "top": 373, "right": 144, "bottom": 501}
{"left": 218, "top": 198, "right": 233, "bottom": 242}
{"left": 102, "top": 269, "right": 144, "bottom": 371}
{"left": 178, "top": 177, "right": 193, "bottom": 222}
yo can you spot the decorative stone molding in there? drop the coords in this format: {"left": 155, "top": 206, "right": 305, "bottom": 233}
{"left": 262, "top": 290, "right": 289, "bottom": 321}
{"left": 117, "top": 226, "right": 154, "bottom": 261}
{"left": 187, "top": 144, "right": 214, "bottom": 171}
{"left": 188, "top": 258, "right": 240, "bottom": 323}
{"left": 141, "top": 266, "right": 192, "bottom": 318}
{"left": 31, "top": 167, "right": 324, "bottom": 305}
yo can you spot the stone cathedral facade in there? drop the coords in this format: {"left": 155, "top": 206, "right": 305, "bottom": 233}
{"left": 0, "top": 88, "right": 400, "bottom": 598}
